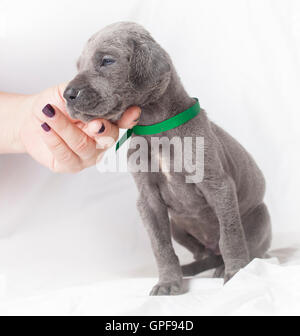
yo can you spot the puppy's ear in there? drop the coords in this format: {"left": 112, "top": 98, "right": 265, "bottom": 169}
{"left": 129, "top": 37, "right": 171, "bottom": 91}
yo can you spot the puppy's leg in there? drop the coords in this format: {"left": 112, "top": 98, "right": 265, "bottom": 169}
{"left": 182, "top": 256, "right": 224, "bottom": 277}
{"left": 198, "top": 175, "right": 250, "bottom": 283}
{"left": 171, "top": 222, "right": 223, "bottom": 276}
{"left": 171, "top": 221, "right": 206, "bottom": 260}
{"left": 137, "top": 191, "right": 183, "bottom": 296}
{"left": 243, "top": 203, "right": 272, "bottom": 259}
{"left": 213, "top": 265, "right": 225, "bottom": 278}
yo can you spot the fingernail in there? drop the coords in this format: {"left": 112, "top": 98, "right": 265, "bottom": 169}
{"left": 42, "top": 104, "right": 55, "bottom": 118}
{"left": 98, "top": 124, "right": 105, "bottom": 134}
{"left": 133, "top": 118, "right": 139, "bottom": 122}
{"left": 41, "top": 122, "right": 51, "bottom": 132}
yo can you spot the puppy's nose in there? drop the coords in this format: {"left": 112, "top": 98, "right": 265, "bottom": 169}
{"left": 63, "top": 87, "right": 80, "bottom": 103}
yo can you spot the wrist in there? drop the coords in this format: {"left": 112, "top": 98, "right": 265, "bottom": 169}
{"left": 12, "top": 94, "right": 35, "bottom": 153}
{"left": 0, "top": 92, "right": 31, "bottom": 153}
{"left": 8, "top": 93, "right": 36, "bottom": 154}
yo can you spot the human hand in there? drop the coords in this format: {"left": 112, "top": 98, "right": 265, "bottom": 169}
{"left": 18, "top": 84, "right": 141, "bottom": 172}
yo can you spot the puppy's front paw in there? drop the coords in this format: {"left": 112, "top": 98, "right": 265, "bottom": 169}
{"left": 224, "top": 258, "right": 250, "bottom": 284}
{"left": 150, "top": 280, "right": 182, "bottom": 296}
{"left": 224, "top": 270, "right": 239, "bottom": 284}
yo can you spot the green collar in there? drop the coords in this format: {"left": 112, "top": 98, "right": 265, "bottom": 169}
{"left": 115, "top": 98, "right": 200, "bottom": 151}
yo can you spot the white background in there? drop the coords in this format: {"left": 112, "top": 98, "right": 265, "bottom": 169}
{"left": 0, "top": 0, "right": 300, "bottom": 315}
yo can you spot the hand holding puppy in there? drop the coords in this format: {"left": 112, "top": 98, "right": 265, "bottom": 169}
{"left": 0, "top": 83, "right": 140, "bottom": 172}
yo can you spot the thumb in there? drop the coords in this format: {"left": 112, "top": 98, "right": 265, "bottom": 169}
{"left": 117, "top": 106, "right": 141, "bottom": 129}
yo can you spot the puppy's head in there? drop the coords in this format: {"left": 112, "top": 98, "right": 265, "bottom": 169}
{"left": 64, "top": 22, "right": 171, "bottom": 122}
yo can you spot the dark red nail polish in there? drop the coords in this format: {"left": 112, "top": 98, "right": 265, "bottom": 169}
{"left": 42, "top": 104, "right": 55, "bottom": 118}
{"left": 98, "top": 124, "right": 105, "bottom": 133}
{"left": 41, "top": 122, "right": 51, "bottom": 132}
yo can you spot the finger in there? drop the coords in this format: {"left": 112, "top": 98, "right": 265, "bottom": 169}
{"left": 35, "top": 103, "right": 97, "bottom": 160}
{"left": 117, "top": 106, "right": 141, "bottom": 129}
{"left": 85, "top": 118, "right": 119, "bottom": 150}
{"left": 39, "top": 123, "right": 82, "bottom": 172}
{"left": 51, "top": 82, "right": 68, "bottom": 114}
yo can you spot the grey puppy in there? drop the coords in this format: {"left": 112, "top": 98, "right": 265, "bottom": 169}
{"left": 64, "top": 22, "right": 271, "bottom": 295}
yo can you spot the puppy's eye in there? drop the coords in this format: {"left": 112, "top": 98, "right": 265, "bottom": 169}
{"left": 101, "top": 57, "right": 115, "bottom": 66}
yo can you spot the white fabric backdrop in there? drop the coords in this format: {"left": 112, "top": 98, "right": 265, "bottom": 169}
{"left": 0, "top": 0, "right": 299, "bottom": 315}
